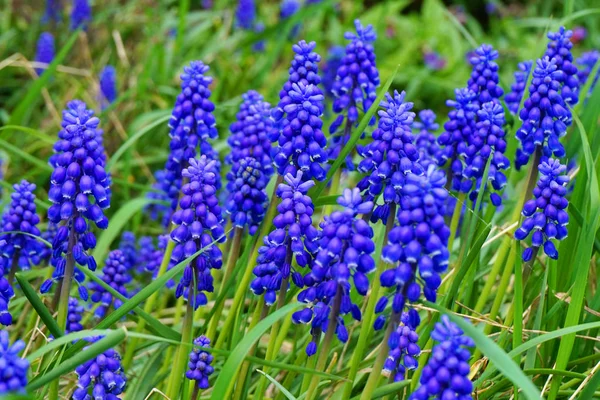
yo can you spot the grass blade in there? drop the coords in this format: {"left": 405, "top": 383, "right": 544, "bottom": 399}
{"left": 256, "top": 369, "right": 297, "bottom": 400}
{"left": 15, "top": 273, "right": 63, "bottom": 338}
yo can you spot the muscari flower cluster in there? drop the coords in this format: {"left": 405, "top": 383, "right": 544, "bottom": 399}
{"left": 89, "top": 250, "right": 132, "bottom": 318}
{"left": 67, "top": 296, "right": 85, "bottom": 333}
{"left": 71, "top": 0, "right": 91, "bottom": 31}
{"left": 186, "top": 335, "right": 214, "bottom": 390}
{"left": 505, "top": 60, "right": 533, "bottom": 114}
{"left": 0, "top": 331, "right": 29, "bottom": 394}
{"left": 99, "top": 65, "right": 117, "bottom": 108}
{"left": 42, "top": 100, "right": 110, "bottom": 301}
{"left": 225, "top": 157, "right": 269, "bottom": 235}
{"left": 73, "top": 341, "right": 127, "bottom": 400}
{"left": 375, "top": 166, "right": 450, "bottom": 330}
{"left": 137, "top": 235, "right": 167, "bottom": 275}
{"left": 226, "top": 90, "right": 273, "bottom": 177}
{"left": 467, "top": 44, "right": 504, "bottom": 104}
{"left": 544, "top": 27, "right": 579, "bottom": 105}
{"left": 382, "top": 310, "right": 421, "bottom": 382}
{"left": 0, "top": 276, "right": 12, "bottom": 326}
{"left": 171, "top": 156, "right": 225, "bottom": 309}
{"left": 321, "top": 46, "right": 345, "bottom": 98}
{"left": 149, "top": 61, "right": 219, "bottom": 224}
{"left": 515, "top": 158, "right": 569, "bottom": 261}
{"left": 412, "top": 110, "right": 440, "bottom": 169}
{"left": 251, "top": 171, "right": 319, "bottom": 305}
{"left": 577, "top": 50, "right": 599, "bottom": 99}
{"left": 271, "top": 41, "right": 327, "bottom": 182}
{"left": 118, "top": 231, "right": 137, "bottom": 273}
{"left": 423, "top": 50, "right": 446, "bottom": 71}
{"left": 328, "top": 20, "right": 380, "bottom": 171}
{"left": 235, "top": 0, "right": 255, "bottom": 30}
{"left": 293, "top": 188, "right": 375, "bottom": 356}
{"left": 410, "top": 316, "right": 474, "bottom": 400}
{"left": 43, "top": 0, "right": 61, "bottom": 23}
{"left": 34, "top": 32, "right": 54, "bottom": 76}
{"left": 357, "top": 90, "right": 420, "bottom": 223}
{"left": 280, "top": 0, "right": 301, "bottom": 38}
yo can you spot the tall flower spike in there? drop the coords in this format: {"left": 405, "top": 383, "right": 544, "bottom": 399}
{"left": 321, "top": 46, "right": 345, "bottom": 98}
{"left": 43, "top": 0, "right": 61, "bottom": 23}
{"left": 375, "top": 166, "right": 450, "bottom": 330}
{"left": 412, "top": 110, "right": 440, "bottom": 170}
{"left": 515, "top": 158, "right": 569, "bottom": 261}
{"left": 235, "top": 0, "right": 255, "bottom": 30}
{"left": 437, "top": 88, "right": 479, "bottom": 192}
{"left": 409, "top": 316, "right": 474, "bottom": 400}
{"left": 147, "top": 61, "right": 219, "bottom": 225}
{"left": 293, "top": 188, "right": 375, "bottom": 355}
{"left": 118, "top": 231, "right": 137, "bottom": 273}
{"left": 328, "top": 19, "right": 380, "bottom": 171}
{"left": 251, "top": 171, "right": 319, "bottom": 305}
{"left": 357, "top": 90, "right": 420, "bottom": 223}
{"left": 89, "top": 250, "right": 132, "bottom": 318}
{"left": 99, "top": 65, "right": 117, "bottom": 108}
{"left": 576, "top": 50, "right": 599, "bottom": 100}
{"left": 462, "top": 102, "right": 510, "bottom": 206}
{"left": 382, "top": 310, "right": 421, "bottom": 382}
{"left": 70, "top": 0, "right": 91, "bottom": 31}
{"left": 0, "top": 331, "right": 29, "bottom": 394}
{"left": 66, "top": 297, "right": 84, "bottom": 333}
{"left": 515, "top": 57, "right": 572, "bottom": 170}
{"left": 171, "top": 156, "right": 225, "bottom": 310}
{"left": 226, "top": 90, "right": 273, "bottom": 177}
{"left": 186, "top": 335, "right": 214, "bottom": 390}
{"left": 467, "top": 44, "right": 503, "bottom": 104}
{"left": 545, "top": 27, "right": 579, "bottom": 105}
{"left": 225, "top": 157, "right": 269, "bottom": 235}
{"left": 34, "top": 32, "right": 54, "bottom": 76}
{"left": 505, "top": 60, "right": 533, "bottom": 114}
{"left": 42, "top": 100, "right": 110, "bottom": 300}
{"left": 73, "top": 340, "right": 126, "bottom": 399}
{"left": 137, "top": 235, "right": 165, "bottom": 274}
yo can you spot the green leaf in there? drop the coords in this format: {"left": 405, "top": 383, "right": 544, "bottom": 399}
{"left": 0, "top": 125, "right": 54, "bottom": 144}
{"left": 210, "top": 302, "right": 304, "bottom": 400}
{"left": 256, "top": 370, "right": 297, "bottom": 400}
{"left": 124, "top": 343, "right": 168, "bottom": 400}
{"left": 314, "top": 195, "right": 340, "bottom": 207}
{"left": 579, "top": 367, "right": 600, "bottom": 400}
{"left": 27, "top": 329, "right": 126, "bottom": 391}
{"left": 26, "top": 329, "right": 116, "bottom": 362}
{"left": 0, "top": 138, "right": 52, "bottom": 171}
{"left": 15, "top": 273, "right": 63, "bottom": 339}
{"left": 425, "top": 302, "right": 541, "bottom": 400}
{"left": 350, "top": 381, "right": 411, "bottom": 400}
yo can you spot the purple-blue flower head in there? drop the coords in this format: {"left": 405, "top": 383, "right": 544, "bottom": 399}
{"left": 423, "top": 50, "right": 447, "bottom": 71}
{"left": 137, "top": 235, "right": 166, "bottom": 274}
{"left": 280, "top": 0, "right": 300, "bottom": 19}
{"left": 225, "top": 157, "right": 269, "bottom": 235}
{"left": 357, "top": 90, "right": 419, "bottom": 222}
{"left": 322, "top": 46, "right": 345, "bottom": 98}
{"left": 412, "top": 110, "right": 440, "bottom": 170}
{"left": 251, "top": 171, "right": 319, "bottom": 305}
{"left": 70, "top": 0, "right": 91, "bottom": 31}
{"left": 467, "top": 44, "right": 503, "bottom": 104}
{"left": 99, "top": 65, "right": 117, "bottom": 108}
{"left": 375, "top": 166, "right": 449, "bottom": 329}
{"left": 515, "top": 57, "right": 572, "bottom": 170}
{"left": 515, "top": 158, "right": 569, "bottom": 261}
{"left": 0, "top": 275, "right": 13, "bottom": 326}
{"left": 236, "top": 0, "right": 255, "bottom": 30}
{"left": 382, "top": 310, "right": 421, "bottom": 382}
{"left": 67, "top": 297, "right": 84, "bottom": 333}
{"left": 293, "top": 188, "right": 375, "bottom": 355}
{"left": 43, "top": 0, "right": 61, "bottom": 23}
{"left": 40, "top": 222, "right": 58, "bottom": 264}
{"left": 409, "top": 316, "right": 474, "bottom": 400}
{"left": 545, "top": 27, "right": 579, "bottom": 104}
{"left": 226, "top": 90, "right": 273, "bottom": 177}
{"left": 0, "top": 331, "right": 29, "bottom": 393}
{"left": 89, "top": 250, "right": 132, "bottom": 318}
{"left": 34, "top": 32, "right": 54, "bottom": 76}
{"left": 328, "top": 19, "right": 380, "bottom": 171}
{"left": 186, "top": 335, "right": 214, "bottom": 389}
{"left": 118, "top": 231, "right": 137, "bottom": 273}
{"left": 577, "top": 50, "right": 599, "bottom": 100}
{"left": 505, "top": 60, "right": 533, "bottom": 115}
{"left": 42, "top": 100, "right": 110, "bottom": 300}
{"left": 170, "top": 156, "right": 225, "bottom": 310}
{"left": 73, "top": 340, "right": 126, "bottom": 399}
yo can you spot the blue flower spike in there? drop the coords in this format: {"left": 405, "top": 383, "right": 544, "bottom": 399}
{"left": 89, "top": 250, "right": 132, "bottom": 318}
{"left": 505, "top": 61, "right": 533, "bottom": 115}
{"left": 186, "top": 335, "right": 214, "bottom": 390}
{"left": 467, "top": 44, "right": 504, "bottom": 104}
{"left": 0, "top": 330, "right": 29, "bottom": 394}
{"left": 34, "top": 32, "right": 54, "bottom": 76}
{"left": 73, "top": 339, "right": 127, "bottom": 399}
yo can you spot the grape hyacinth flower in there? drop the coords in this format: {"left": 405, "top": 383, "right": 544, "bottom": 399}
{"left": 514, "top": 57, "right": 572, "bottom": 170}
{"left": 423, "top": 50, "right": 447, "bottom": 71}
{"left": 42, "top": 100, "right": 110, "bottom": 301}
{"left": 462, "top": 102, "right": 510, "bottom": 206}
{"left": 357, "top": 90, "right": 420, "bottom": 223}
{"left": 226, "top": 90, "right": 273, "bottom": 177}
{"left": 118, "top": 231, "right": 137, "bottom": 273}
{"left": 374, "top": 166, "right": 450, "bottom": 329}
{"left": 225, "top": 158, "right": 269, "bottom": 235}
{"left": 186, "top": 335, "right": 214, "bottom": 391}
{"left": 321, "top": 46, "right": 344, "bottom": 98}
{"left": 544, "top": 27, "right": 579, "bottom": 105}
{"left": 412, "top": 110, "right": 440, "bottom": 169}
{"left": 43, "top": 0, "right": 61, "bottom": 23}
{"left": 171, "top": 156, "right": 225, "bottom": 309}
{"left": 99, "top": 65, "right": 117, "bottom": 108}
{"left": 328, "top": 20, "right": 380, "bottom": 170}
{"left": 467, "top": 44, "right": 503, "bottom": 104}
{"left": 571, "top": 26, "right": 586, "bottom": 44}
{"left": 89, "top": 250, "right": 132, "bottom": 318}
{"left": 251, "top": 171, "right": 319, "bottom": 305}
{"left": 293, "top": 188, "right": 375, "bottom": 355}
{"left": 71, "top": 0, "right": 91, "bottom": 31}
{"left": 0, "top": 274, "right": 13, "bottom": 326}
{"left": 252, "top": 22, "right": 266, "bottom": 52}
{"left": 409, "top": 316, "right": 474, "bottom": 400}
{"left": 73, "top": 340, "right": 127, "bottom": 399}
{"left": 280, "top": 0, "right": 300, "bottom": 37}
{"left": 576, "top": 50, "right": 599, "bottom": 99}
{"left": 0, "top": 331, "right": 29, "bottom": 393}
{"left": 148, "top": 61, "right": 219, "bottom": 224}
{"left": 437, "top": 88, "right": 479, "bottom": 192}
{"left": 514, "top": 158, "right": 569, "bottom": 261}
{"left": 235, "top": 0, "right": 255, "bottom": 30}
{"left": 34, "top": 32, "right": 54, "bottom": 76}
{"left": 382, "top": 310, "right": 421, "bottom": 382}
{"left": 67, "top": 296, "right": 84, "bottom": 333}
{"left": 505, "top": 60, "right": 533, "bottom": 114}
{"left": 40, "top": 222, "right": 58, "bottom": 263}
{"left": 137, "top": 235, "right": 166, "bottom": 274}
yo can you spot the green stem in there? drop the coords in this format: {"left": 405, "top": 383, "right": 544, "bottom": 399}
{"left": 446, "top": 192, "right": 466, "bottom": 256}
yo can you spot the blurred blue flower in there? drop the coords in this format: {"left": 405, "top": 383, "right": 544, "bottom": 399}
{"left": 0, "top": 331, "right": 29, "bottom": 394}
{"left": 99, "top": 65, "right": 117, "bottom": 108}
{"left": 34, "top": 32, "right": 54, "bottom": 76}
{"left": 70, "top": 0, "right": 91, "bottom": 31}
{"left": 505, "top": 60, "right": 533, "bottom": 115}
{"left": 412, "top": 110, "right": 440, "bottom": 170}
{"left": 544, "top": 27, "right": 579, "bottom": 104}
{"left": 321, "top": 45, "right": 345, "bottom": 98}
{"left": 423, "top": 50, "right": 446, "bottom": 71}
{"left": 89, "top": 250, "right": 132, "bottom": 318}
{"left": 236, "top": 0, "right": 255, "bottom": 30}
{"left": 576, "top": 50, "right": 599, "bottom": 100}
{"left": 43, "top": 0, "right": 61, "bottom": 23}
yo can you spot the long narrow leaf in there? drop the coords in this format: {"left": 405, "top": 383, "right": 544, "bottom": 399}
{"left": 15, "top": 273, "right": 63, "bottom": 338}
